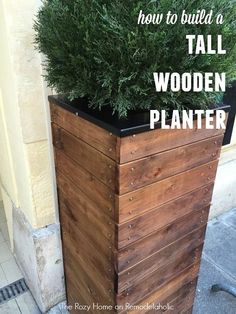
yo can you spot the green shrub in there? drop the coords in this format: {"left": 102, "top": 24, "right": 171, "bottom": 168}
{"left": 34, "top": 0, "right": 236, "bottom": 117}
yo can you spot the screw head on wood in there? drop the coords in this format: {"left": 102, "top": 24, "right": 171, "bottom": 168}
{"left": 128, "top": 224, "right": 132, "bottom": 229}
{"left": 75, "top": 112, "right": 79, "bottom": 116}
{"left": 132, "top": 134, "right": 136, "bottom": 138}
{"left": 129, "top": 197, "right": 134, "bottom": 201}
{"left": 131, "top": 167, "right": 135, "bottom": 172}
{"left": 109, "top": 148, "right": 113, "bottom": 152}
{"left": 212, "top": 153, "right": 216, "bottom": 157}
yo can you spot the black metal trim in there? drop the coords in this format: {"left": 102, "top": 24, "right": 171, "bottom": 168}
{"left": 49, "top": 95, "right": 230, "bottom": 138}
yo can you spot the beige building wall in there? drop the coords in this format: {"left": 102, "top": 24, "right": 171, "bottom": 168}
{"left": 0, "top": 0, "right": 65, "bottom": 311}
{"left": 0, "top": 0, "right": 56, "bottom": 231}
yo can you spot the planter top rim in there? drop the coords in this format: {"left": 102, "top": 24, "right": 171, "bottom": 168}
{"left": 49, "top": 95, "right": 230, "bottom": 137}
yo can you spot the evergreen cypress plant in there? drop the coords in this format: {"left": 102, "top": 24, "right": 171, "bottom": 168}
{"left": 34, "top": 0, "right": 236, "bottom": 118}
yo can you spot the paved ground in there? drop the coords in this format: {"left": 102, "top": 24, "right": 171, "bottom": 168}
{"left": 0, "top": 203, "right": 40, "bottom": 314}
{"left": 0, "top": 200, "right": 236, "bottom": 313}
{"left": 193, "top": 208, "right": 236, "bottom": 314}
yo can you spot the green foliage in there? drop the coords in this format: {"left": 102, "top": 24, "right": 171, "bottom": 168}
{"left": 34, "top": 0, "right": 236, "bottom": 117}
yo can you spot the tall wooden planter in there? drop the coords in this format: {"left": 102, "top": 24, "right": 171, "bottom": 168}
{"left": 49, "top": 96, "right": 227, "bottom": 314}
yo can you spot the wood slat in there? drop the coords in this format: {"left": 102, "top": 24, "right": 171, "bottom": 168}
{"left": 117, "top": 160, "right": 218, "bottom": 223}
{"left": 57, "top": 172, "right": 115, "bottom": 242}
{"left": 119, "top": 135, "right": 223, "bottom": 194}
{"left": 50, "top": 101, "right": 118, "bottom": 161}
{"left": 63, "top": 232, "right": 115, "bottom": 298}
{"left": 59, "top": 194, "right": 114, "bottom": 266}
{"left": 52, "top": 123, "right": 117, "bottom": 191}
{"left": 183, "top": 306, "right": 194, "bottom": 314}
{"left": 62, "top": 224, "right": 115, "bottom": 295}
{"left": 64, "top": 247, "right": 115, "bottom": 311}
{"left": 117, "top": 207, "right": 209, "bottom": 272}
{"left": 146, "top": 278, "right": 197, "bottom": 314}
{"left": 119, "top": 117, "right": 226, "bottom": 164}
{"left": 117, "top": 184, "right": 213, "bottom": 249}
{"left": 66, "top": 269, "right": 93, "bottom": 314}
{"left": 55, "top": 150, "right": 116, "bottom": 221}
{"left": 116, "top": 245, "right": 201, "bottom": 307}
{"left": 161, "top": 281, "right": 196, "bottom": 314}
{"left": 117, "top": 226, "right": 206, "bottom": 293}
{"left": 126, "top": 262, "right": 200, "bottom": 314}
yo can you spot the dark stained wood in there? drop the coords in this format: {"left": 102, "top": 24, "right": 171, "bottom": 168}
{"left": 146, "top": 278, "right": 197, "bottom": 314}
{"left": 64, "top": 248, "right": 115, "bottom": 312}
{"left": 117, "top": 160, "right": 218, "bottom": 223}
{"left": 117, "top": 185, "right": 213, "bottom": 248}
{"left": 57, "top": 172, "right": 115, "bottom": 242}
{"left": 126, "top": 262, "right": 200, "bottom": 314}
{"left": 162, "top": 281, "right": 196, "bottom": 314}
{"left": 52, "top": 123, "right": 118, "bottom": 191}
{"left": 55, "top": 150, "right": 116, "bottom": 221}
{"left": 119, "top": 117, "right": 226, "bottom": 164}
{"left": 116, "top": 245, "right": 202, "bottom": 307}
{"left": 63, "top": 233, "right": 114, "bottom": 301}
{"left": 182, "top": 306, "right": 194, "bottom": 314}
{"left": 59, "top": 192, "right": 114, "bottom": 267}
{"left": 50, "top": 101, "right": 119, "bottom": 161}
{"left": 117, "top": 207, "right": 209, "bottom": 272}
{"left": 50, "top": 102, "right": 226, "bottom": 314}
{"left": 117, "top": 226, "right": 206, "bottom": 293}
{"left": 119, "top": 136, "right": 223, "bottom": 194}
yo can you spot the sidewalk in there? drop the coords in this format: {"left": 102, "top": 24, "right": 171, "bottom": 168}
{"left": 193, "top": 208, "right": 236, "bottom": 314}
{"left": 0, "top": 202, "right": 40, "bottom": 314}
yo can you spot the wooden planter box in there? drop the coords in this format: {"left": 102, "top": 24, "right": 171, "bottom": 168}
{"left": 49, "top": 96, "right": 228, "bottom": 314}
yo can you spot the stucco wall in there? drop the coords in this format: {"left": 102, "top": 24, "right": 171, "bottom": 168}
{"left": 0, "top": 1, "right": 65, "bottom": 310}
{"left": 0, "top": 0, "right": 56, "bottom": 230}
